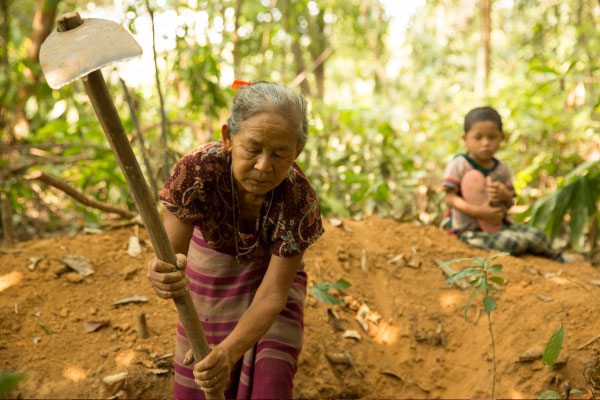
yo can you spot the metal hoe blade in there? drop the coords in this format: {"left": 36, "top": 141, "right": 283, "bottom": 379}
{"left": 39, "top": 18, "right": 142, "bottom": 89}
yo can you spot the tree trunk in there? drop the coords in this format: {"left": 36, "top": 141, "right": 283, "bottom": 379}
{"left": 282, "top": 0, "right": 310, "bottom": 95}
{"left": 475, "top": 0, "right": 491, "bottom": 100}
{"left": 28, "top": 0, "right": 59, "bottom": 63}
{"left": 0, "top": 0, "right": 10, "bottom": 140}
{"left": 145, "top": 0, "right": 170, "bottom": 184}
{"left": 1, "top": 189, "right": 14, "bottom": 243}
{"left": 9, "top": 0, "right": 59, "bottom": 143}
{"left": 309, "top": 8, "right": 326, "bottom": 99}
{"left": 258, "top": 0, "right": 278, "bottom": 80}
{"left": 359, "top": 0, "right": 389, "bottom": 99}
{"left": 231, "top": 0, "right": 244, "bottom": 78}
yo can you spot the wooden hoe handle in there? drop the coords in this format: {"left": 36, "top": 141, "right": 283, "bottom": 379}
{"left": 57, "top": 13, "right": 224, "bottom": 400}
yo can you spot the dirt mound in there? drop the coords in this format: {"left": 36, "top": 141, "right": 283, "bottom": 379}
{"left": 1, "top": 217, "right": 599, "bottom": 398}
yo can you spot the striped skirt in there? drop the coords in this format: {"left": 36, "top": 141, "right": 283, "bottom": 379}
{"left": 173, "top": 227, "right": 307, "bottom": 399}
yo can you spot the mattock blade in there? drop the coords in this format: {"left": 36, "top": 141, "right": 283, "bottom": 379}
{"left": 39, "top": 17, "right": 142, "bottom": 89}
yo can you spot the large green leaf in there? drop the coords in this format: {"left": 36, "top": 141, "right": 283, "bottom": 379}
{"left": 311, "top": 288, "right": 344, "bottom": 305}
{"left": 538, "top": 390, "right": 560, "bottom": 399}
{"left": 311, "top": 279, "right": 352, "bottom": 306}
{"left": 543, "top": 325, "right": 564, "bottom": 366}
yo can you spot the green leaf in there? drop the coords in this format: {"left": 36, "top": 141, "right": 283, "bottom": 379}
{"left": 483, "top": 296, "right": 496, "bottom": 313}
{"left": 464, "top": 286, "right": 481, "bottom": 320}
{"left": 489, "top": 264, "right": 503, "bottom": 273}
{"left": 445, "top": 268, "right": 479, "bottom": 284}
{"left": 538, "top": 390, "right": 560, "bottom": 399}
{"left": 437, "top": 258, "right": 476, "bottom": 270}
{"left": 328, "top": 278, "right": 352, "bottom": 290}
{"left": 488, "top": 252, "right": 509, "bottom": 262}
{"left": 313, "top": 278, "right": 351, "bottom": 291}
{"left": 468, "top": 277, "right": 481, "bottom": 289}
{"left": 311, "top": 279, "right": 352, "bottom": 306}
{"left": 311, "top": 287, "right": 344, "bottom": 305}
{"left": 472, "top": 256, "right": 486, "bottom": 266}
{"left": 489, "top": 276, "right": 504, "bottom": 286}
{"left": 543, "top": 325, "right": 564, "bottom": 366}
{"left": 570, "top": 389, "right": 583, "bottom": 394}
{"left": 0, "top": 371, "right": 27, "bottom": 396}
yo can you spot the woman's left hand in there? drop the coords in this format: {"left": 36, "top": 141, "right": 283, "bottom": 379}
{"left": 183, "top": 346, "right": 234, "bottom": 392}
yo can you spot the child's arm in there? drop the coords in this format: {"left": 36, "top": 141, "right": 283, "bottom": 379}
{"left": 485, "top": 178, "right": 513, "bottom": 209}
{"left": 444, "top": 188, "right": 505, "bottom": 225}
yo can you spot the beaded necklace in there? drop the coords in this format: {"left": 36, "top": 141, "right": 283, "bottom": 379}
{"left": 230, "top": 163, "right": 274, "bottom": 263}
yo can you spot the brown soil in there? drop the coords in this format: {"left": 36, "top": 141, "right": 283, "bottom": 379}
{"left": 1, "top": 216, "right": 599, "bottom": 399}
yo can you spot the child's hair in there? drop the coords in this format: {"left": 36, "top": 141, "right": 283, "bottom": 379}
{"left": 464, "top": 106, "right": 503, "bottom": 133}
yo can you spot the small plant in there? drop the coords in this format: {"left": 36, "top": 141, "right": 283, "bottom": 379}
{"left": 438, "top": 252, "right": 508, "bottom": 399}
{"left": 539, "top": 278, "right": 600, "bottom": 399}
{"left": 0, "top": 370, "right": 26, "bottom": 397}
{"left": 311, "top": 278, "right": 351, "bottom": 305}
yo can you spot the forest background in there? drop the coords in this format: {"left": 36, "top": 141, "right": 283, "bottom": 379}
{"left": 1, "top": 0, "right": 599, "bottom": 259}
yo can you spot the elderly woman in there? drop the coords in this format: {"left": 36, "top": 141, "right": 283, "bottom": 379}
{"left": 147, "top": 81, "right": 323, "bottom": 399}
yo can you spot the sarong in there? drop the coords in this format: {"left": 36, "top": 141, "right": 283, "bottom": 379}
{"left": 459, "top": 223, "right": 564, "bottom": 261}
{"left": 173, "top": 227, "right": 307, "bottom": 399}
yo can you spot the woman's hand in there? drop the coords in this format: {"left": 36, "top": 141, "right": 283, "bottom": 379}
{"left": 182, "top": 346, "right": 234, "bottom": 392}
{"left": 146, "top": 253, "right": 189, "bottom": 299}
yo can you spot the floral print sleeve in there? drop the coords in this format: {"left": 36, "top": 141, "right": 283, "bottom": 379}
{"left": 268, "top": 164, "right": 324, "bottom": 258}
{"left": 158, "top": 143, "right": 227, "bottom": 225}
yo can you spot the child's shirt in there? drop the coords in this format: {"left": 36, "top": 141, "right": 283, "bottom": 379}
{"left": 442, "top": 154, "right": 515, "bottom": 233}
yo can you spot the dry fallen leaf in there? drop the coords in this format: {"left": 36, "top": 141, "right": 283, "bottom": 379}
{"left": 83, "top": 320, "right": 110, "bottom": 333}
{"left": 113, "top": 295, "right": 149, "bottom": 306}
{"left": 60, "top": 255, "right": 94, "bottom": 277}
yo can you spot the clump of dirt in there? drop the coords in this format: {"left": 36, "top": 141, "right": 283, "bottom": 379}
{"left": 1, "top": 217, "right": 599, "bottom": 398}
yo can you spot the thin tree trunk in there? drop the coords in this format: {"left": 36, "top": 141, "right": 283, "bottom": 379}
{"left": 475, "top": 0, "right": 491, "bottom": 100}
{"left": 309, "top": 8, "right": 326, "bottom": 99}
{"left": 290, "top": 47, "right": 332, "bottom": 90}
{"left": 359, "top": 0, "right": 389, "bottom": 99}
{"left": 281, "top": 0, "right": 310, "bottom": 95}
{"left": 28, "top": 0, "right": 59, "bottom": 63}
{"left": 1, "top": 189, "right": 14, "bottom": 243}
{"left": 24, "top": 170, "right": 137, "bottom": 219}
{"left": 120, "top": 78, "right": 159, "bottom": 201}
{"left": 258, "top": 0, "right": 278, "bottom": 80}
{"left": 0, "top": 0, "right": 11, "bottom": 140}
{"left": 145, "top": 0, "right": 170, "bottom": 183}
{"left": 10, "top": 0, "right": 59, "bottom": 143}
{"left": 231, "top": 0, "right": 244, "bottom": 78}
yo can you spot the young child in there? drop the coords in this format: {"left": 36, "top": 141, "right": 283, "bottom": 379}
{"left": 442, "top": 106, "right": 563, "bottom": 261}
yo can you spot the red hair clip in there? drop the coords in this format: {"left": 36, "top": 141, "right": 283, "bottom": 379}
{"left": 232, "top": 80, "right": 251, "bottom": 91}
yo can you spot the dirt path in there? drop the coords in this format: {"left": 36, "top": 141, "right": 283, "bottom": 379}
{"left": 1, "top": 217, "right": 599, "bottom": 398}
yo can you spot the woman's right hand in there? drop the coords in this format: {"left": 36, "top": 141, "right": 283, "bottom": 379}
{"left": 147, "top": 253, "right": 189, "bottom": 299}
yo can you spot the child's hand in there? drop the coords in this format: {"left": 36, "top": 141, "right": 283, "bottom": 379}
{"left": 477, "top": 202, "right": 505, "bottom": 225}
{"left": 486, "top": 177, "right": 511, "bottom": 204}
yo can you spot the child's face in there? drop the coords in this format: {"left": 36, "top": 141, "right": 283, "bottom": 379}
{"left": 462, "top": 120, "right": 504, "bottom": 164}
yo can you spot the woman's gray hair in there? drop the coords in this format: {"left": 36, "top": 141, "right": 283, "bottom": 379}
{"left": 227, "top": 81, "right": 308, "bottom": 149}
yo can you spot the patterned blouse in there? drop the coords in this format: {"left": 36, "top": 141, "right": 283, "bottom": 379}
{"left": 158, "top": 142, "right": 324, "bottom": 261}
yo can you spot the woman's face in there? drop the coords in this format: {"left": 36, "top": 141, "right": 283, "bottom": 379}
{"left": 222, "top": 112, "right": 302, "bottom": 196}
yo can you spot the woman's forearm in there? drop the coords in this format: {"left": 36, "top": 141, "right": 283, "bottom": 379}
{"left": 218, "top": 297, "right": 284, "bottom": 364}
{"left": 216, "top": 252, "right": 303, "bottom": 365}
